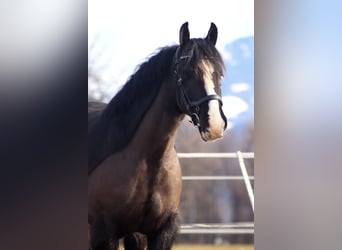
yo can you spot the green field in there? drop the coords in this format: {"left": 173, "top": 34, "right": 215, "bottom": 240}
{"left": 174, "top": 245, "right": 254, "bottom": 250}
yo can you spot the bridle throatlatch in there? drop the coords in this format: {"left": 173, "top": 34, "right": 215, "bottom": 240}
{"left": 174, "top": 47, "right": 223, "bottom": 128}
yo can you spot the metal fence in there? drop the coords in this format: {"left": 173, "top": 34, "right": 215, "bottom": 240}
{"left": 178, "top": 151, "right": 254, "bottom": 235}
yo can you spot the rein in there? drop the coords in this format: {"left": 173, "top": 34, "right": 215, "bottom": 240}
{"left": 174, "top": 47, "right": 223, "bottom": 127}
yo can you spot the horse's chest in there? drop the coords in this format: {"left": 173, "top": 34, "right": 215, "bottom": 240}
{"left": 130, "top": 161, "right": 181, "bottom": 232}
{"left": 137, "top": 165, "right": 172, "bottom": 212}
{"left": 143, "top": 192, "right": 165, "bottom": 222}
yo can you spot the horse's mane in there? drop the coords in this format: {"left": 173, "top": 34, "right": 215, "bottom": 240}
{"left": 88, "top": 39, "right": 225, "bottom": 173}
{"left": 103, "top": 45, "right": 178, "bottom": 119}
{"left": 88, "top": 45, "right": 178, "bottom": 171}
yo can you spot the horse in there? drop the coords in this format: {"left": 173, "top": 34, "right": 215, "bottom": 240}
{"left": 88, "top": 22, "right": 227, "bottom": 250}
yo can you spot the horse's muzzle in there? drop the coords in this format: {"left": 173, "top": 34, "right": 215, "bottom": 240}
{"left": 200, "top": 127, "right": 224, "bottom": 141}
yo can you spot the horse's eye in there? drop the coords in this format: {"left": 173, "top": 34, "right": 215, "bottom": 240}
{"left": 182, "top": 69, "right": 195, "bottom": 79}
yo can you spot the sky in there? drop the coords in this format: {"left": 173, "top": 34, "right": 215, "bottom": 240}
{"left": 88, "top": 0, "right": 254, "bottom": 125}
{"left": 89, "top": 0, "right": 253, "bottom": 85}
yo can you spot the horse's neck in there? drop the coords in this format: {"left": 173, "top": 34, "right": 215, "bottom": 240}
{"left": 130, "top": 78, "right": 183, "bottom": 159}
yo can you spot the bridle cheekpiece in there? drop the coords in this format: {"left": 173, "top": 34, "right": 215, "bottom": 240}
{"left": 174, "top": 47, "right": 223, "bottom": 128}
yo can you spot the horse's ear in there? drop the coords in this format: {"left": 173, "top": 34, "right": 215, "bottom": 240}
{"left": 206, "top": 22, "right": 218, "bottom": 46}
{"left": 179, "top": 22, "right": 190, "bottom": 47}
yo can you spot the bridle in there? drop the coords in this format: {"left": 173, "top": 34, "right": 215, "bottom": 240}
{"left": 174, "top": 47, "right": 223, "bottom": 128}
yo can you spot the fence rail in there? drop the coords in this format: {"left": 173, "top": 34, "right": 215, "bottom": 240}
{"left": 178, "top": 152, "right": 254, "bottom": 159}
{"left": 180, "top": 223, "right": 254, "bottom": 234}
{"left": 182, "top": 176, "right": 254, "bottom": 181}
{"left": 177, "top": 152, "right": 254, "bottom": 235}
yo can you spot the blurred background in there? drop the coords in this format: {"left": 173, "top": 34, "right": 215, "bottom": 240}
{"left": 1, "top": 0, "right": 341, "bottom": 249}
{"left": 89, "top": 0, "right": 254, "bottom": 246}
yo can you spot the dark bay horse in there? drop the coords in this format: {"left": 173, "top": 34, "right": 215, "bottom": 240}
{"left": 88, "top": 22, "right": 227, "bottom": 250}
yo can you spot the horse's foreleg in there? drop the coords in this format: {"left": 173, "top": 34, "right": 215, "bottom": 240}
{"left": 147, "top": 213, "right": 179, "bottom": 250}
{"left": 90, "top": 217, "right": 118, "bottom": 250}
{"left": 108, "top": 238, "right": 119, "bottom": 250}
{"left": 124, "top": 232, "right": 147, "bottom": 250}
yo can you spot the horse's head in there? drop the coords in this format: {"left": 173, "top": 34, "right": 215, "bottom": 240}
{"left": 174, "top": 22, "right": 227, "bottom": 141}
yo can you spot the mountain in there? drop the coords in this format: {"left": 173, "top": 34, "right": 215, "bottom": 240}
{"left": 221, "top": 36, "right": 254, "bottom": 129}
